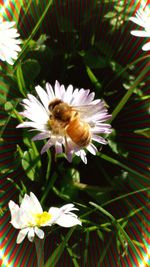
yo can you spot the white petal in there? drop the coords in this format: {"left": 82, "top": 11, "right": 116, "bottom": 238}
{"left": 27, "top": 228, "right": 35, "bottom": 242}
{"left": 20, "top": 109, "right": 48, "bottom": 125}
{"left": 30, "top": 192, "right": 43, "bottom": 213}
{"left": 0, "top": 20, "right": 21, "bottom": 65}
{"left": 48, "top": 204, "right": 81, "bottom": 227}
{"left": 8, "top": 201, "right": 21, "bottom": 229}
{"left": 46, "top": 82, "right": 55, "bottom": 99}
{"left": 8, "top": 200, "right": 19, "bottom": 216}
{"left": 55, "top": 214, "right": 81, "bottom": 227}
{"left": 54, "top": 80, "right": 62, "bottom": 98}
{"left": 20, "top": 193, "right": 42, "bottom": 216}
{"left": 48, "top": 207, "right": 61, "bottom": 224}
{"left": 60, "top": 204, "right": 78, "bottom": 212}
{"left": 87, "top": 143, "right": 97, "bottom": 155}
{"left": 17, "top": 121, "right": 46, "bottom": 131}
{"left": 142, "top": 41, "right": 150, "bottom": 51}
{"left": 130, "top": 30, "right": 150, "bottom": 37}
{"left": 35, "top": 85, "right": 50, "bottom": 111}
{"left": 129, "top": 16, "right": 146, "bottom": 28}
{"left": 16, "top": 228, "right": 29, "bottom": 244}
{"left": 63, "top": 84, "right": 73, "bottom": 103}
{"left": 35, "top": 227, "right": 44, "bottom": 239}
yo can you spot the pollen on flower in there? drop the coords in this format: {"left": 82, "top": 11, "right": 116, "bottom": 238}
{"left": 35, "top": 212, "right": 52, "bottom": 226}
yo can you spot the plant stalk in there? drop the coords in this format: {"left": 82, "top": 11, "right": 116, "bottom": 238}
{"left": 34, "top": 238, "right": 45, "bottom": 267}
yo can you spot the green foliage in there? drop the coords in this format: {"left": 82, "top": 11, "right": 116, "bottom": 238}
{"left": 1, "top": 1, "right": 149, "bottom": 266}
{"left": 21, "top": 148, "right": 42, "bottom": 181}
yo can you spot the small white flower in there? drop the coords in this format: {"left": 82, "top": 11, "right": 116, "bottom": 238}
{"left": 17, "top": 81, "right": 111, "bottom": 163}
{"left": 8, "top": 192, "right": 81, "bottom": 244}
{"left": 129, "top": 5, "right": 150, "bottom": 51}
{"left": 0, "top": 18, "right": 22, "bottom": 65}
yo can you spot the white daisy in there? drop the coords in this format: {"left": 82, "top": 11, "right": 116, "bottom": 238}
{"left": 129, "top": 5, "right": 150, "bottom": 51}
{"left": 17, "top": 80, "right": 112, "bottom": 164}
{"left": 8, "top": 192, "right": 81, "bottom": 244}
{"left": 0, "top": 18, "right": 22, "bottom": 65}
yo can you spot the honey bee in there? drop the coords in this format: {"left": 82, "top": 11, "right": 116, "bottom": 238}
{"left": 48, "top": 98, "right": 91, "bottom": 147}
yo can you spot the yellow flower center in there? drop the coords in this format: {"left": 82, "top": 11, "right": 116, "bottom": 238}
{"left": 34, "top": 211, "right": 52, "bottom": 226}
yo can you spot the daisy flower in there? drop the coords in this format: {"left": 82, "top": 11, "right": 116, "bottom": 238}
{"left": 129, "top": 5, "right": 150, "bottom": 51}
{"left": 17, "top": 81, "right": 112, "bottom": 164}
{"left": 0, "top": 18, "right": 22, "bottom": 65}
{"left": 8, "top": 192, "right": 81, "bottom": 244}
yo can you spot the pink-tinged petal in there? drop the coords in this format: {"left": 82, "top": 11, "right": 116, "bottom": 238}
{"left": 32, "top": 132, "right": 50, "bottom": 141}
{"left": 63, "top": 84, "right": 73, "bottom": 103}
{"left": 16, "top": 228, "right": 29, "bottom": 244}
{"left": 76, "top": 150, "right": 87, "bottom": 164}
{"left": 55, "top": 141, "right": 63, "bottom": 154}
{"left": 46, "top": 82, "right": 55, "bottom": 99}
{"left": 41, "top": 139, "right": 54, "bottom": 154}
{"left": 54, "top": 80, "right": 62, "bottom": 98}
{"left": 87, "top": 143, "right": 97, "bottom": 155}
{"left": 60, "top": 84, "right": 66, "bottom": 99}
{"left": 66, "top": 151, "right": 73, "bottom": 162}
{"left": 142, "top": 41, "right": 150, "bottom": 51}
{"left": 84, "top": 91, "right": 95, "bottom": 104}
{"left": 73, "top": 89, "right": 90, "bottom": 105}
{"left": 64, "top": 140, "right": 75, "bottom": 162}
{"left": 92, "top": 134, "right": 107, "bottom": 144}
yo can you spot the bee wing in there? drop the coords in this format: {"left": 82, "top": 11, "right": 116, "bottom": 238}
{"left": 72, "top": 103, "right": 101, "bottom": 116}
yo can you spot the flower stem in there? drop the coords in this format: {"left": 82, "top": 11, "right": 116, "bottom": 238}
{"left": 14, "top": 0, "right": 53, "bottom": 66}
{"left": 111, "top": 64, "right": 149, "bottom": 122}
{"left": 34, "top": 238, "right": 45, "bottom": 267}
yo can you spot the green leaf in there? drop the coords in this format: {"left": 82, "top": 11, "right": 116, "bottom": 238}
{"left": 27, "top": 34, "right": 49, "bottom": 52}
{"left": 86, "top": 66, "right": 102, "bottom": 90}
{"left": 14, "top": 0, "right": 53, "bottom": 65}
{"left": 67, "top": 247, "right": 80, "bottom": 267}
{"left": 111, "top": 65, "right": 149, "bottom": 122}
{"left": 134, "top": 128, "right": 150, "bottom": 138}
{"left": 44, "top": 228, "right": 74, "bottom": 267}
{"left": 89, "top": 202, "right": 139, "bottom": 257}
{"left": 84, "top": 50, "right": 108, "bottom": 69}
{"left": 21, "top": 148, "right": 41, "bottom": 181}
{"left": 104, "top": 11, "right": 115, "bottom": 19}
{"left": 108, "top": 129, "right": 128, "bottom": 157}
{"left": 98, "top": 153, "right": 148, "bottom": 181}
{"left": 21, "top": 59, "right": 41, "bottom": 85}
{"left": 16, "top": 63, "right": 27, "bottom": 97}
